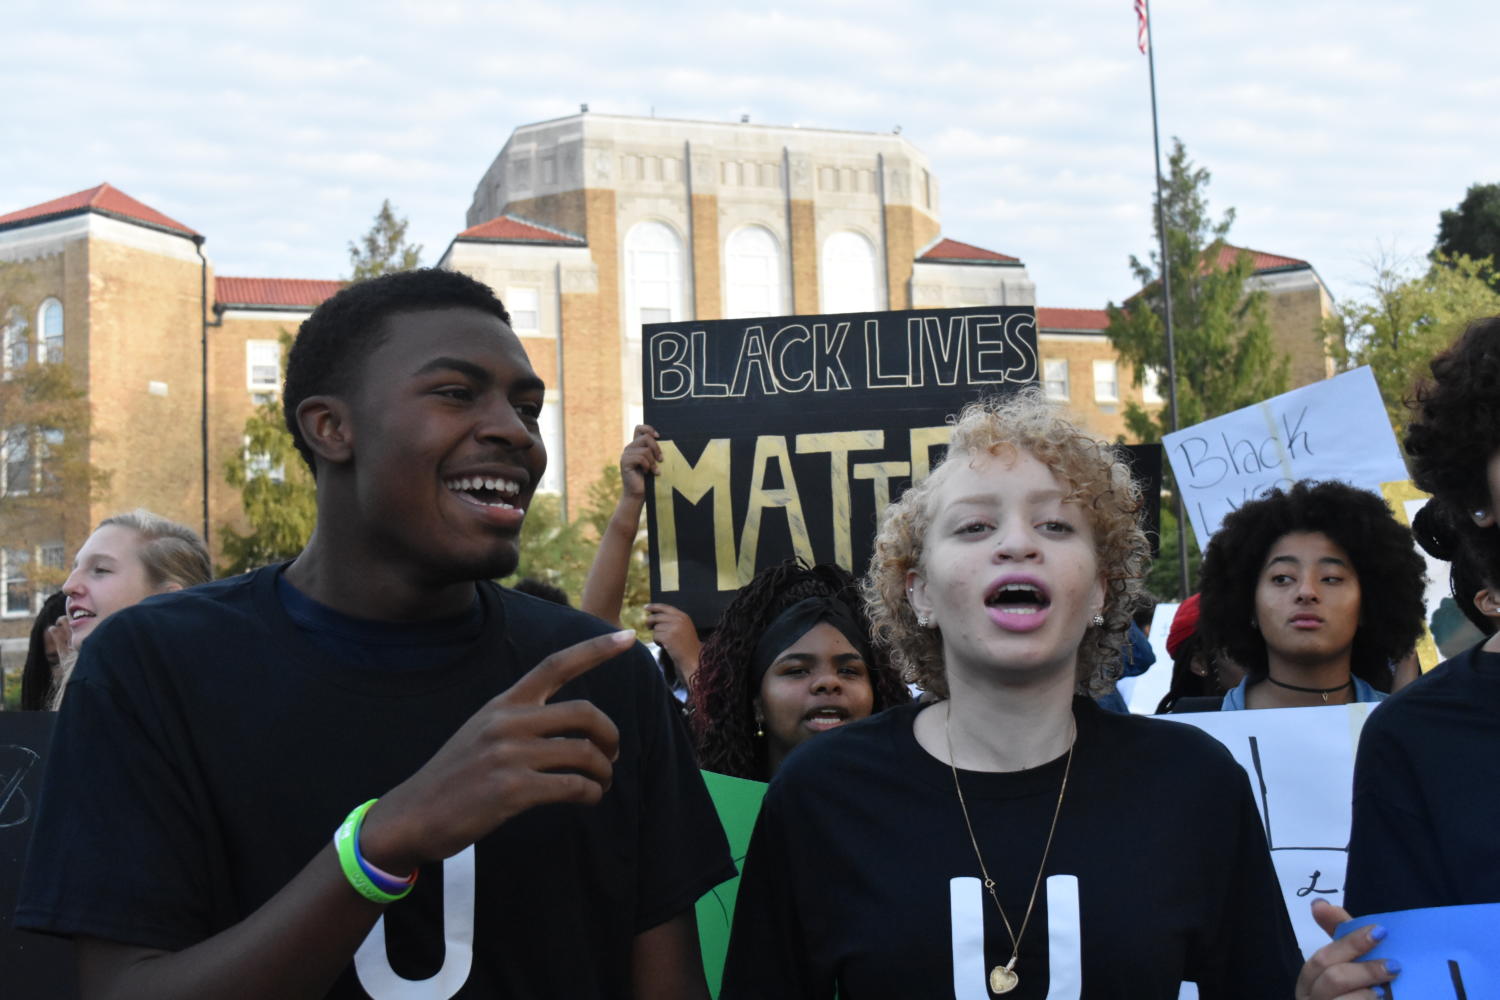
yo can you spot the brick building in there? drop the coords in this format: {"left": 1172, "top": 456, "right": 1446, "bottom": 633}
{"left": 0, "top": 114, "right": 1334, "bottom": 650}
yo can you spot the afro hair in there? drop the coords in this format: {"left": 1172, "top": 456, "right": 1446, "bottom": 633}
{"left": 1198, "top": 480, "right": 1427, "bottom": 691}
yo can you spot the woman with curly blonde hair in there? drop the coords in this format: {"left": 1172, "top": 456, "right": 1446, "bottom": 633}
{"left": 722, "top": 390, "right": 1388, "bottom": 1000}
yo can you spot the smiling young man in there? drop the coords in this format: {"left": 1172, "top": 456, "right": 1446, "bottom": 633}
{"left": 17, "top": 269, "right": 735, "bottom": 999}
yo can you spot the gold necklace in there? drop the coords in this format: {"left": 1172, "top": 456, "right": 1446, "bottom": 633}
{"left": 945, "top": 704, "right": 1074, "bottom": 996}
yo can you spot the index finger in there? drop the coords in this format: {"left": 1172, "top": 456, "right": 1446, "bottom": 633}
{"left": 500, "top": 629, "right": 637, "bottom": 706}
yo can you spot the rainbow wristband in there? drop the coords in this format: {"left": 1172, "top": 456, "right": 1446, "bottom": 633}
{"left": 334, "top": 799, "right": 418, "bottom": 904}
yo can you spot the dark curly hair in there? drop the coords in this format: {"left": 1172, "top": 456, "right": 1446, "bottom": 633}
{"left": 20, "top": 591, "right": 67, "bottom": 711}
{"left": 1198, "top": 480, "right": 1427, "bottom": 691}
{"left": 690, "top": 560, "right": 910, "bottom": 780}
{"left": 1405, "top": 315, "right": 1500, "bottom": 516}
{"left": 283, "top": 268, "right": 511, "bottom": 473}
{"left": 1412, "top": 502, "right": 1498, "bottom": 636}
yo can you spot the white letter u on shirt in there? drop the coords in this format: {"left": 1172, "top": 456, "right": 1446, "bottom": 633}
{"left": 950, "top": 874, "right": 1081, "bottom": 1000}
{"left": 353, "top": 845, "right": 477, "bottom": 999}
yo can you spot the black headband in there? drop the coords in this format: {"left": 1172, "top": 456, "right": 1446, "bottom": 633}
{"left": 748, "top": 595, "right": 874, "bottom": 689}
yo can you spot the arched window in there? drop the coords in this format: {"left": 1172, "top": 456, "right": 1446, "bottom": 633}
{"left": 623, "top": 221, "right": 687, "bottom": 441}
{"left": 724, "top": 226, "right": 785, "bottom": 319}
{"left": 38, "top": 299, "right": 63, "bottom": 363}
{"left": 625, "top": 221, "right": 686, "bottom": 331}
{"left": 820, "top": 230, "right": 881, "bottom": 314}
{"left": 2, "top": 307, "right": 28, "bottom": 375}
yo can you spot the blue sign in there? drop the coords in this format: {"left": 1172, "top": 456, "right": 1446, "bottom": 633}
{"left": 1337, "top": 903, "right": 1500, "bottom": 998}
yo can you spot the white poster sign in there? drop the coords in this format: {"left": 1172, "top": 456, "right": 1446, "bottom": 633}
{"left": 1163, "top": 704, "right": 1373, "bottom": 961}
{"left": 1163, "top": 367, "right": 1407, "bottom": 548}
{"left": 1119, "top": 602, "right": 1179, "bottom": 715}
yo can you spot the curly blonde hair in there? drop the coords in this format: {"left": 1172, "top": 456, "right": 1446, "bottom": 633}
{"left": 862, "top": 389, "right": 1150, "bottom": 698}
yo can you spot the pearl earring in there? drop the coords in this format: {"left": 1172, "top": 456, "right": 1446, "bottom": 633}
{"left": 1091, "top": 613, "right": 1105, "bottom": 627}
{"left": 917, "top": 614, "right": 931, "bottom": 628}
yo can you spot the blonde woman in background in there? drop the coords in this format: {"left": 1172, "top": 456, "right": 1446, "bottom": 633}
{"left": 49, "top": 508, "right": 212, "bottom": 708}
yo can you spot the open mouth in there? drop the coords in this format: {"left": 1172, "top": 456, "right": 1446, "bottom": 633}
{"left": 984, "top": 581, "right": 1051, "bottom": 616}
{"left": 804, "top": 706, "right": 851, "bottom": 730}
{"left": 68, "top": 608, "right": 96, "bottom": 626}
{"left": 443, "top": 476, "right": 524, "bottom": 511}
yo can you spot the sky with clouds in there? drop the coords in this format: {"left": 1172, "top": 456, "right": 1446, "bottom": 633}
{"left": 6, "top": 0, "right": 1497, "bottom": 310}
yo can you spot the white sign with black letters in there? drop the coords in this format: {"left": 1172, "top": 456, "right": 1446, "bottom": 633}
{"left": 1163, "top": 367, "right": 1407, "bottom": 548}
{"left": 1162, "top": 704, "right": 1373, "bottom": 961}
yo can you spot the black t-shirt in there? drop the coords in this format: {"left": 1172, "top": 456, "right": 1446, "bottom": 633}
{"left": 17, "top": 566, "right": 735, "bottom": 998}
{"left": 721, "top": 698, "right": 1300, "bottom": 1000}
{"left": 1345, "top": 641, "right": 1500, "bottom": 915}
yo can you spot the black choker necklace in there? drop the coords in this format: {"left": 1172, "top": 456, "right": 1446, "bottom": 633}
{"left": 1264, "top": 675, "right": 1353, "bottom": 703}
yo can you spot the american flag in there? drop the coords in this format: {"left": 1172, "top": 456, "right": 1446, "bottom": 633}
{"left": 1135, "top": 0, "right": 1149, "bottom": 54}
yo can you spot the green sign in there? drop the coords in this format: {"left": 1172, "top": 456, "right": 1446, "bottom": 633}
{"left": 695, "top": 769, "right": 768, "bottom": 997}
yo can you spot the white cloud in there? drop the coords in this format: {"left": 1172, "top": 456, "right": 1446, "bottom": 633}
{"left": 3, "top": 0, "right": 1498, "bottom": 307}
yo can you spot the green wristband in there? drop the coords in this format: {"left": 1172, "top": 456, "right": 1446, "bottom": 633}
{"left": 334, "top": 799, "right": 414, "bottom": 905}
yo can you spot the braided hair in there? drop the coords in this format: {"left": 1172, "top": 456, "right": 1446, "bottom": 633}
{"left": 691, "top": 560, "right": 909, "bottom": 780}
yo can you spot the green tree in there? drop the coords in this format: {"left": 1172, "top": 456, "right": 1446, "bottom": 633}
{"left": 503, "top": 467, "right": 653, "bottom": 636}
{"left": 217, "top": 332, "right": 317, "bottom": 574}
{"left": 1105, "top": 138, "right": 1289, "bottom": 444}
{"left": 222, "top": 200, "right": 422, "bottom": 569}
{"left": 347, "top": 199, "right": 423, "bottom": 280}
{"left": 1142, "top": 505, "right": 1201, "bottom": 601}
{"left": 0, "top": 264, "right": 109, "bottom": 599}
{"left": 1325, "top": 252, "right": 1500, "bottom": 436}
{"left": 1434, "top": 183, "right": 1500, "bottom": 280}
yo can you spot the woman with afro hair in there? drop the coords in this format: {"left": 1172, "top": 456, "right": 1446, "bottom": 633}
{"left": 1342, "top": 315, "right": 1500, "bottom": 917}
{"left": 1198, "top": 480, "right": 1426, "bottom": 711}
{"left": 690, "top": 559, "right": 909, "bottom": 780}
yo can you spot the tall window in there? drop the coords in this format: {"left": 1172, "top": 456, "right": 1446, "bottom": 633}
{"left": 1093, "top": 360, "right": 1120, "bottom": 403}
{"left": 243, "top": 436, "right": 286, "bottom": 484}
{"left": 1043, "top": 359, "right": 1070, "bottom": 401}
{"left": 246, "top": 340, "right": 281, "bottom": 393}
{"left": 2, "top": 426, "right": 31, "bottom": 496}
{"left": 624, "top": 221, "right": 686, "bottom": 446}
{"left": 2, "top": 306, "right": 28, "bottom": 376}
{"left": 1142, "top": 365, "right": 1164, "bottom": 405}
{"left": 536, "top": 390, "right": 564, "bottom": 495}
{"left": 39, "top": 541, "right": 65, "bottom": 576}
{"left": 625, "top": 221, "right": 686, "bottom": 331}
{"left": 36, "top": 429, "right": 63, "bottom": 492}
{"left": 820, "top": 230, "right": 880, "bottom": 314}
{"left": 507, "top": 287, "right": 541, "bottom": 334}
{"left": 724, "top": 226, "right": 784, "bottom": 319}
{"left": 1, "top": 548, "right": 29, "bottom": 618}
{"left": 39, "top": 298, "right": 63, "bottom": 363}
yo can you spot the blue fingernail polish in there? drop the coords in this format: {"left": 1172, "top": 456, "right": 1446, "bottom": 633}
{"left": 1374, "top": 986, "right": 1387, "bottom": 999}
{"left": 1385, "top": 958, "right": 1402, "bottom": 975}
{"left": 1369, "top": 924, "right": 1388, "bottom": 943}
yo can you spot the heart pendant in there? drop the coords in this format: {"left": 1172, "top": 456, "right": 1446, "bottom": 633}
{"left": 989, "top": 965, "right": 1018, "bottom": 994}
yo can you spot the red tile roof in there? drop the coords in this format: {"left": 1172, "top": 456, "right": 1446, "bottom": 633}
{"left": 1216, "top": 244, "right": 1309, "bottom": 272}
{"left": 1036, "top": 307, "right": 1109, "bottom": 332}
{"left": 917, "top": 237, "right": 1020, "bottom": 264}
{"left": 0, "top": 183, "right": 198, "bottom": 237}
{"left": 215, "top": 277, "right": 344, "bottom": 310}
{"left": 456, "top": 214, "right": 585, "bottom": 245}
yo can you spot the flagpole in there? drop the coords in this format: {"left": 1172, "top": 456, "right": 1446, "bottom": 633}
{"left": 1142, "top": 1, "right": 1192, "bottom": 598}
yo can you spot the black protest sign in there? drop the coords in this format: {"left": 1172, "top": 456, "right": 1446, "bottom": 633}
{"left": 1120, "top": 442, "right": 1164, "bottom": 560}
{"left": 0, "top": 711, "right": 79, "bottom": 999}
{"left": 643, "top": 305, "right": 1040, "bottom": 625}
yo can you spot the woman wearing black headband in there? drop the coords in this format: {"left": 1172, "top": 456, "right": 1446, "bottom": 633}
{"left": 691, "top": 560, "right": 909, "bottom": 781}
